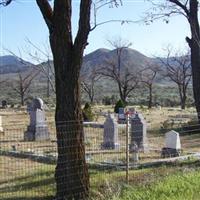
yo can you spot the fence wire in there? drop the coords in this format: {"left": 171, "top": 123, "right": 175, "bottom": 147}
{"left": 0, "top": 116, "right": 200, "bottom": 199}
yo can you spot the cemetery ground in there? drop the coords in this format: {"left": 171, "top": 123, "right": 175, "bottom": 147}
{"left": 1, "top": 156, "right": 200, "bottom": 200}
{"left": 1, "top": 105, "right": 200, "bottom": 199}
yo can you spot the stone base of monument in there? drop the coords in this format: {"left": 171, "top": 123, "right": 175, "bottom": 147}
{"left": 101, "top": 142, "right": 120, "bottom": 150}
{"left": 24, "top": 125, "right": 50, "bottom": 141}
{"left": 130, "top": 143, "right": 149, "bottom": 154}
{"left": 161, "top": 147, "right": 181, "bottom": 158}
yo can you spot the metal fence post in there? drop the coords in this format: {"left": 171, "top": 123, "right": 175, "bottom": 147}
{"left": 126, "top": 114, "right": 129, "bottom": 184}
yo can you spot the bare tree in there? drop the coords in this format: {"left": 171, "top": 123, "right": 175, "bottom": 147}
{"left": 145, "top": 0, "right": 200, "bottom": 120}
{"left": 159, "top": 47, "right": 192, "bottom": 109}
{"left": 26, "top": 39, "right": 55, "bottom": 97}
{"left": 11, "top": 70, "right": 40, "bottom": 106}
{"left": 81, "top": 68, "right": 101, "bottom": 104}
{"left": 99, "top": 38, "right": 139, "bottom": 103}
{"left": 3, "top": 49, "right": 41, "bottom": 105}
{"left": 141, "top": 63, "right": 160, "bottom": 109}
{"left": 1, "top": 0, "right": 125, "bottom": 199}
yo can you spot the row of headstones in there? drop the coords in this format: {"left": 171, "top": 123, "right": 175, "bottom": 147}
{"left": 2, "top": 97, "right": 181, "bottom": 158}
{"left": 102, "top": 113, "right": 182, "bottom": 157}
{"left": 24, "top": 98, "right": 148, "bottom": 146}
{"left": 102, "top": 113, "right": 148, "bottom": 151}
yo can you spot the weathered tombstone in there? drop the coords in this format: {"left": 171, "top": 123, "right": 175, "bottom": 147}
{"left": 1, "top": 100, "right": 7, "bottom": 108}
{"left": 102, "top": 114, "right": 119, "bottom": 149}
{"left": 161, "top": 130, "right": 181, "bottom": 158}
{"left": 118, "top": 107, "right": 126, "bottom": 123}
{"left": 24, "top": 98, "right": 50, "bottom": 141}
{"left": 0, "top": 116, "right": 3, "bottom": 132}
{"left": 130, "top": 113, "right": 148, "bottom": 152}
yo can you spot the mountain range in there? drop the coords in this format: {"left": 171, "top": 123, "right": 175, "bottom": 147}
{"left": 0, "top": 55, "right": 34, "bottom": 74}
{"left": 0, "top": 48, "right": 157, "bottom": 75}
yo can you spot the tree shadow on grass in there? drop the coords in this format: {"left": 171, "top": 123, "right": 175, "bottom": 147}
{"left": 2, "top": 197, "right": 54, "bottom": 200}
{"left": 0, "top": 170, "right": 54, "bottom": 185}
{"left": 0, "top": 176, "right": 55, "bottom": 193}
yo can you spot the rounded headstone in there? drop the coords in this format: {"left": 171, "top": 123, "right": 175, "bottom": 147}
{"left": 165, "top": 130, "right": 181, "bottom": 149}
{"left": 33, "top": 98, "right": 44, "bottom": 110}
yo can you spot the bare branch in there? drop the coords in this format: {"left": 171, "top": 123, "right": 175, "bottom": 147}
{"left": 158, "top": 46, "right": 192, "bottom": 109}
{"left": 97, "top": 37, "right": 140, "bottom": 103}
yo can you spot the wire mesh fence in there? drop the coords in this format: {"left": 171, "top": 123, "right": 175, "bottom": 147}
{"left": 0, "top": 113, "right": 200, "bottom": 199}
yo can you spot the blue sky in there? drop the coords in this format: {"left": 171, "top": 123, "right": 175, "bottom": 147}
{"left": 0, "top": 0, "right": 190, "bottom": 61}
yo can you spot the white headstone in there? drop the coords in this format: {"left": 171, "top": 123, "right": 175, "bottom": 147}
{"left": 165, "top": 130, "right": 181, "bottom": 149}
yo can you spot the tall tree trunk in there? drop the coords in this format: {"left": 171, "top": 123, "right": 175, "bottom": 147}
{"left": 181, "top": 96, "right": 186, "bottom": 110}
{"left": 47, "top": 60, "right": 50, "bottom": 98}
{"left": 51, "top": 41, "right": 89, "bottom": 199}
{"left": 181, "top": 86, "right": 187, "bottom": 110}
{"left": 118, "top": 82, "right": 126, "bottom": 104}
{"left": 187, "top": 0, "right": 200, "bottom": 121}
{"left": 190, "top": 40, "right": 200, "bottom": 119}
{"left": 178, "top": 85, "right": 184, "bottom": 110}
{"left": 148, "top": 85, "right": 152, "bottom": 109}
{"left": 21, "top": 93, "right": 24, "bottom": 106}
{"left": 36, "top": 0, "right": 91, "bottom": 198}
{"left": 48, "top": 1, "right": 91, "bottom": 199}
{"left": 89, "top": 88, "right": 94, "bottom": 104}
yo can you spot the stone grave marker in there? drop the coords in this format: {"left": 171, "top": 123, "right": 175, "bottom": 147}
{"left": 118, "top": 107, "right": 126, "bottom": 123}
{"left": 0, "top": 116, "right": 3, "bottom": 133}
{"left": 102, "top": 113, "right": 119, "bottom": 149}
{"left": 161, "top": 130, "right": 181, "bottom": 157}
{"left": 24, "top": 98, "right": 50, "bottom": 141}
{"left": 130, "top": 113, "right": 148, "bottom": 152}
{"left": 1, "top": 100, "right": 7, "bottom": 108}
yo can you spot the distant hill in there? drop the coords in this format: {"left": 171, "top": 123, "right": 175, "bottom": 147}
{"left": 0, "top": 48, "right": 190, "bottom": 79}
{"left": 0, "top": 49, "right": 192, "bottom": 104}
{"left": 82, "top": 48, "right": 155, "bottom": 73}
{"left": 0, "top": 48, "right": 156, "bottom": 75}
{"left": 0, "top": 55, "right": 34, "bottom": 74}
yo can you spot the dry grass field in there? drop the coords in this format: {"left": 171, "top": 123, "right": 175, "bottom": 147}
{"left": 0, "top": 106, "right": 199, "bottom": 161}
{"left": 0, "top": 106, "right": 200, "bottom": 199}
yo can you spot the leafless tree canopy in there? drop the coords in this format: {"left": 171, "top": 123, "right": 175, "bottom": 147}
{"left": 98, "top": 38, "right": 139, "bottom": 103}
{"left": 159, "top": 47, "right": 192, "bottom": 109}
{"left": 11, "top": 70, "right": 40, "bottom": 106}
{"left": 81, "top": 67, "right": 101, "bottom": 103}
{"left": 145, "top": 0, "right": 193, "bottom": 22}
{"left": 3, "top": 49, "right": 41, "bottom": 105}
{"left": 145, "top": 0, "right": 200, "bottom": 120}
{"left": 26, "top": 39, "right": 55, "bottom": 96}
{"left": 141, "top": 62, "right": 160, "bottom": 108}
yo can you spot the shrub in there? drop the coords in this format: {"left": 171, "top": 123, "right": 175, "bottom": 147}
{"left": 114, "top": 99, "right": 125, "bottom": 113}
{"left": 83, "top": 103, "right": 94, "bottom": 121}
